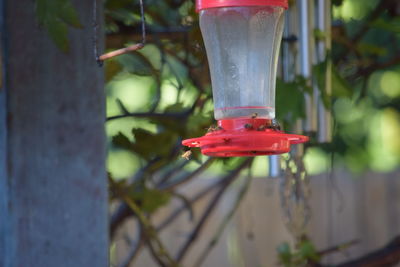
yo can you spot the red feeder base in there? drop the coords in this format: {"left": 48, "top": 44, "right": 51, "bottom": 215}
{"left": 182, "top": 118, "right": 308, "bottom": 157}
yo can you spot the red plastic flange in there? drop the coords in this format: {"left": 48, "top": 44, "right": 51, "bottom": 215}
{"left": 196, "top": 0, "right": 289, "bottom": 11}
{"left": 182, "top": 118, "right": 308, "bottom": 157}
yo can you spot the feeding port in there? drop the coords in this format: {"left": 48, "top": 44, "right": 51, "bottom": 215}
{"left": 183, "top": 0, "right": 308, "bottom": 157}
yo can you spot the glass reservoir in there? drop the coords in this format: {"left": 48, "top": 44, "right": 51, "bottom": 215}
{"left": 200, "top": 6, "right": 285, "bottom": 120}
{"left": 182, "top": 0, "right": 308, "bottom": 157}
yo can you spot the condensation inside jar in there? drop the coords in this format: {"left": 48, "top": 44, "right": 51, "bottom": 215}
{"left": 200, "top": 6, "right": 285, "bottom": 120}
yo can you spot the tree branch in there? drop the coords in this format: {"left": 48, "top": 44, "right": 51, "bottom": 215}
{"left": 336, "top": 236, "right": 400, "bottom": 267}
{"left": 156, "top": 160, "right": 190, "bottom": 186}
{"left": 175, "top": 158, "right": 253, "bottom": 263}
{"left": 110, "top": 202, "right": 133, "bottom": 239}
{"left": 110, "top": 157, "right": 167, "bottom": 239}
{"left": 156, "top": 175, "right": 228, "bottom": 232}
{"left": 119, "top": 223, "right": 144, "bottom": 267}
{"left": 158, "top": 158, "right": 216, "bottom": 191}
{"left": 110, "top": 157, "right": 213, "bottom": 240}
{"left": 349, "top": 55, "right": 400, "bottom": 80}
{"left": 335, "top": 0, "right": 395, "bottom": 63}
{"left": 109, "top": 177, "right": 179, "bottom": 267}
{"left": 106, "top": 111, "right": 189, "bottom": 122}
{"left": 99, "top": 43, "right": 145, "bottom": 61}
{"left": 96, "top": 0, "right": 146, "bottom": 62}
{"left": 318, "top": 239, "right": 359, "bottom": 257}
{"left": 194, "top": 171, "right": 253, "bottom": 267}
{"left": 170, "top": 191, "right": 195, "bottom": 222}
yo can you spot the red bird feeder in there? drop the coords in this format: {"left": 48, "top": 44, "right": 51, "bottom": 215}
{"left": 183, "top": 0, "right": 308, "bottom": 157}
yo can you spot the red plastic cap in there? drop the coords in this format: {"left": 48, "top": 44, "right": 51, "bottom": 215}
{"left": 196, "top": 0, "right": 289, "bottom": 11}
{"left": 182, "top": 118, "right": 308, "bottom": 157}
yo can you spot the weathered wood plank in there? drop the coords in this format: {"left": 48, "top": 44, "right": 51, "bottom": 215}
{"left": 0, "top": 0, "right": 108, "bottom": 266}
{"left": 117, "top": 171, "right": 400, "bottom": 267}
{"left": 0, "top": 0, "right": 10, "bottom": 265}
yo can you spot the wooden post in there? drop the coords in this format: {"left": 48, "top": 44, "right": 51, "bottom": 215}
{"left": 0, "top": 1, "right": 108, "bottom": 266}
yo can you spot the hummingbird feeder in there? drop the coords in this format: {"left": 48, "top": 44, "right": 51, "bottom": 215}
{"left": 183, "top": 0, "right": 308, "bottom": 157}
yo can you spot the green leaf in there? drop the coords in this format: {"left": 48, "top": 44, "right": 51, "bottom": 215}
{"left": 332, "top": 0, "right": 344, "bottom": 6}
{"left": 147, "top": 104, "right": 187, "bottom": 135}
{"left": 370, "top": 18, "right": 400, "bottom": 34}
{"left": 131, "top": 129, "right": 178, "bottom": 160}
{"left": 58, "top": 0, "right": 83, "bottom": 28}
{"left": 164, "top": 103, "right": 185, "bottom": 113}
{"left": 187, "top": 113, "right": 211, "bottom": 129}
{"left": 277, "top": 242, "right": 293, "bottom": 267}
{"left": 113, "top": 129, "right": 178, "bottom": 164}
{"left": 276, "top": 79, "right": 306, "bottom": 124}
{"left": 357, "top": 42, "right": 387, "bottom": 56}
{"left": 187, "top": 113, "right": 213, "bottom": 136}
{"left": 112, "top": 132, "right": 134, "bottom": 151}
{"left": 36, "top": 0, "right": 49, "bottom": 25}
{"left": 332, "top": 67, "right": 353, "bottom": 97}
{"left": 46, "top": 18, "right": 69, "bottom": 52}
{"left": 118, "top": 53, "right": 154, "bottom": 76}
{"left": 313, "top": 60, "right": 331, "bottom": 108}
{"left": 314, "top": 58, "right": 352, "bottom": 101}
{"left": 107, "top": 9, "right": 141, "bottom": 26}
{"left": 313, "top": 28, "right": 326, "bottom": 40}
{"left": 128, "top": 187, "right": 171, "bottom": 213}
{"left": 105, "top": 0, "right": 133, "bottom": 10}
{"left": 35, "top": 0, "right": 82, "bottom": 52}
{"left": 298, "top": 240, "right": 320, "bottom": 262}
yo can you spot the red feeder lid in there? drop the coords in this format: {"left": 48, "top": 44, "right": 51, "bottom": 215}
{"left": 182, "top": 118, "right": 308, "bottom": 157}
{"left": 196, "top": 0, "right": 289, "bottom": 11}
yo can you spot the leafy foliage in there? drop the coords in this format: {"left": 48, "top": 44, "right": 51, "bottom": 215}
{"left": 276, "top": 77, "right": 308, "bottom": 126}
{"left": 127, "top": 185, "right": 171, "bottom": 213}
{"left": 103, "top": 1, "right": 400, "bottom": 265}
{"left": 35, "top": 0, "right": 82, "bottom": 51}
{"left": 277, "top": 240, "right": 320, "bottom": 267}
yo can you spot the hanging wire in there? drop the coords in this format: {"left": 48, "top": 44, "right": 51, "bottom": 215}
{"left": 92, "top": 0, "right": 101, "bottom": 65}
{"left": 92, "top": 0, "right": 147, "bottom": 66}
{"left": 138, "top": 0, "right": 146, "bottom": 44}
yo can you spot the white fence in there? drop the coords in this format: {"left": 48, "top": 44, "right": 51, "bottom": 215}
{"left": 114, "top": 168, "right": 400, "bottom": 267}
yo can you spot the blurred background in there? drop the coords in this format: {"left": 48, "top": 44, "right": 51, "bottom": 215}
{"left": 103, "top": 0, "right": 400, "bottom": 266}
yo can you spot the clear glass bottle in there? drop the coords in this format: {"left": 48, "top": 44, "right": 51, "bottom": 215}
{"left": 199, "top": 6, "right": 285, "bottom": 120}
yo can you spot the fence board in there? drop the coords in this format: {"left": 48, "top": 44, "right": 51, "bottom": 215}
{"left": 117, "top": 169, "right": 400, "bottom": 266}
